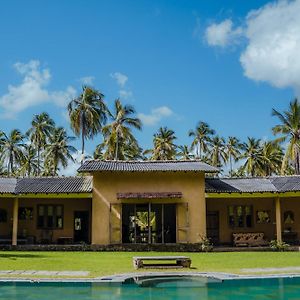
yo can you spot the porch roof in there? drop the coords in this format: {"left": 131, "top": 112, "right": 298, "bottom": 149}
{"left": 77, "top": 160, "right": 219, "bottom": 173}
{"left": 0, "top": 176, "right": 92, "bottom": 195}
{"left": 205, "top": 176, "right": 300, "bottom": 193}
{"left": 117, "top": 192, "right": 182, "bottom": 199}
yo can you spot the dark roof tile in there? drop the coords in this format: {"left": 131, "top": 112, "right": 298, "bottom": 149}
{"left": 0, "top": 177, "right": 92, "bottom": 195}
{"left": 78, "top": 160, "right": 219, "bottom": 173}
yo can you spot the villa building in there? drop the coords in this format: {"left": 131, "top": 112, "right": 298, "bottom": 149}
{"left": 0, "top": 160, "right": 300, "bottom": 247}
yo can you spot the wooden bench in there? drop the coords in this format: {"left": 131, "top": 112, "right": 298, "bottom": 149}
{"left": 133, "top": 256, "right": 191, "bottom": 269}
{"left": 233, "top": 232, "right": 268, "bottom": 247}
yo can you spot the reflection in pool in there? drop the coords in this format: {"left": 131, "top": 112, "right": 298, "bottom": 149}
{"left": 0, "top": 276, "right": 300, "bottom": 299}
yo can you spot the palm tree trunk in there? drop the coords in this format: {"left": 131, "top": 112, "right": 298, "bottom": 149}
{"left": 81, "top": 118, "right": 85, "bottom": 164}
{"left": 115, "top": 134, "right": 119, "bottom": 161}
{"left": 37, "top": 145, "right": 40, "bottom": 176}
{"left": 230, "top": 155, "right": 233, "bottom": 176}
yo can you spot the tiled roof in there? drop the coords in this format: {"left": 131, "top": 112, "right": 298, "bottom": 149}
{"left": 77, "top": 160, "right": 219, "bottom": 173}
{"left": 0, "top": 177, "right": 92, "bottom": 195}
{"left": 205, "top": 176, "right": 300, "bottom": 193}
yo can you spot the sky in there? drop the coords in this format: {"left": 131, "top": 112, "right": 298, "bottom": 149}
{"left": 0, "top": 0, "right": 299, "bottom": 175}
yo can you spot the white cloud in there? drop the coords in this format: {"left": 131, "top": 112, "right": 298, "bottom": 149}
{"left": 138, "top": 106, "right": 174, "bottom": 126}
{"left": 0, "top": 60, "right": 76, "bottom": 119}
{"left": 79, "top": 76, "right": 95, "bottom": 85}
{"left": 205, "top": 19, "right": 242, "bottom": 47}
{"left": 240, "top": 0, "right": 300, "bottom": 92}
{"left": 119, "top": 89, "right": 133, "bottom": 99}
{"left": 205, "top": 1, "right": 300, "bottom": 94}
{"left": 110, "top": 72, "right": 128, "bottom": 88}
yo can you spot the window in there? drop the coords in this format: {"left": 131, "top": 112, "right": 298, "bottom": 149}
{"left": 19, "top": 207, "right": 33, "bottom": 220}
{"left": 228, "top": 205, "right": 253, "bottom": 228}
{"left": 0, "top": 209, "right": 7, "bottom": 223}
{"left": 37, "top": 205, "right": 63, "bottom": 229}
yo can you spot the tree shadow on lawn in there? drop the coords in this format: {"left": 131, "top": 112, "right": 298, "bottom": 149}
{"left": 0, "top": 253, "right": 48, "bottom": 260}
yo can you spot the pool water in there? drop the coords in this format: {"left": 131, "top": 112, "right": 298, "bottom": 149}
{"left": 1, "top": 277, "right": 300, "bottom": 299}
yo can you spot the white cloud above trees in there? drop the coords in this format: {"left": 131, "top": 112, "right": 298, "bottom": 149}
{"left": 204, "top": 0, "right": 300, "bottom": 94}
{"left": 138, "top": 106, "right": 173, "bottom": 126}
{"left": 0, "top": 60, "right": 76, "bottom": 119}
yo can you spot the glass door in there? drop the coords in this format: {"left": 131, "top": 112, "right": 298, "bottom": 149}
{"left": 122, "top": 203, "right": 176, "bottom": 244}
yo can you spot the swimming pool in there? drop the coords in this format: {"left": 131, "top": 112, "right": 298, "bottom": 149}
{"left": 1, "top": 276, "right": 300, "bottom": 299}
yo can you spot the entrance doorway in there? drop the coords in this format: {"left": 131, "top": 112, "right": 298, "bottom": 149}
{"left": 74, "top": 211, "right": 90, "bottom": 243}
{"left": 206, "top": 211, "right": 219, "bottom": 245}
{"left": 122, "top": 203, "right": 176, "bottom": 244}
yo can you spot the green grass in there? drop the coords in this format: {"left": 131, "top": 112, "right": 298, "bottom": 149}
{"left": 0, "top": 251, "right": 300, "bottom": 278}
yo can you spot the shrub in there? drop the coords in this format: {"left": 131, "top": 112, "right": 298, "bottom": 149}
{"left": 198, "top": 235, "right": 213, "bottom": 252}
{"left": 269, "top": 239, "right": 289, "bottom": 251}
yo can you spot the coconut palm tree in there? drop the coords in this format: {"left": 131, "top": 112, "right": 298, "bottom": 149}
{"left": 43, "top": 127, "right": 76, "bottom": 175}
{"left": 188, "top": 122, "right": 215, "bottom": 159}
{"left": 68, "top": 86, "right": 108, "bottom": 162}
{"left": 177, "top": 145, "right": 195, "bottom": 160}
{"left": 145, "top": 127, "right": 177, "bottom": 160}
{"left": 0, "top": 129, "right": 25, "bottom": 175}
{"left": 225, "top": 136, "right": 242, "bottom": 176}
{"left": 101, "top": 99, "right": 142, "bottom": 160}
{"left": 18, "top": 144, "right": 39, "bottom": 177}
{"left": 257, "top": 141, "right": 284, "bottom": 176}
{"left": 240, "top": 137, "right": 261, "bottom": 176}
{"left": 27, "top": 112, "right": 55, "bottom": 175}
{"left": 272, "top": 99, "right": 300, "bottom": 174}
{"left": 207, "top": 136, "right": 227, "bottom": 168}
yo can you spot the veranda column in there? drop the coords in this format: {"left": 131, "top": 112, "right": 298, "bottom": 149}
{"left": 275, "top": 196, "right": 282, "bottom": 243}
{"left": 12, "top": 198, "right": 19, "bottom": 246}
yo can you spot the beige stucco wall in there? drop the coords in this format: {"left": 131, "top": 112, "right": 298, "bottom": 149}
{"left": 0, "top": 197, "right": 91, "bottom": 243}
{"left": 92, "top": 171, "right": 206, "bottom": 245}
{"left": 281, "top": 197, "right": 300, "bottom": 234}
{"left": 206, "top": 197, "right": 277, "bottom": 244}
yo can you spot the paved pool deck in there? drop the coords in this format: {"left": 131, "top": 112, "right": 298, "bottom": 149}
{"left": 1, "top": 269, "right": 300, "bottom": 283}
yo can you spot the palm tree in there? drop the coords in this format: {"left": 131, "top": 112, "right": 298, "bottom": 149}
{"left": 207, "top": 136, "right": 227, "bottom": 168}
{"left": 225, "top": 136, "right": 242, "bottom": 176}
{"left": 257, "top": 141, "right": 283, "bottom": 176}
{"left": 145, "top": 127, "right": 177, "bottom": 160}
{"left": 18, "top": 144, "right": 39, "bottom": 177}
{"left": 27, "top": 112, "right": 55, "bottom": 175}
{"left": 101, "top": 99, "right": 142, "bottom": 160}
{"left": 177, "top": 145, "right": 195, "bottom": 160}
{"left": 189, "top": 122, "right": 215, "bottom": 159}
{"left": 272, "top": 99, "right": 300, "bottom": 174}
{"left": 68, "top": 86, "right": 108, "bottom": 162}
{"left": 0, "top": 129, "right": 25, "bottom": 175}
{"left": 240, "top": 137, "right": 261, "bottom": 176}
{"left": 43, "top": 127, "right": 76, "bottom": 175}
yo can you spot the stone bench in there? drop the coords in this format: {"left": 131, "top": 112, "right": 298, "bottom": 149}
{"left": 133, "top": 256, "right": 191, "bottom": 269}
{"left": 233, "top": 232, "right": 268, "bottom": 247}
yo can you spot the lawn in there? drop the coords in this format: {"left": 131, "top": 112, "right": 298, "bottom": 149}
{"left": 0, "top": 251, "right": 300, "bottom": 278}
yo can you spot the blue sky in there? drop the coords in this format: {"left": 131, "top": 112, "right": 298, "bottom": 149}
{"left": 0, "top": 0, "right": 298, "bottom": 174}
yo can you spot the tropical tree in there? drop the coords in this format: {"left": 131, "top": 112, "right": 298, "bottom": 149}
{"left": 145, "top": 127, "right": 177, "bottom": 160}
{"left": 18, "top": 144, "right": 39, "bottom": 177}
{"left": 0, "top": 129, "right": 25, "bottom": 175}
{"left": 27, "top": 112, "right": 55, "bottom": 175}
{"left": 225, "top": 136, "right": 242, "bottom": 176}
{"left": 177, "top": 145, "right": 195, "bottom": 160}
{"left": 43, "top": 127, "right": 76, "bottom": 175}
{"left": 207, "top": 136, "right": 227, "bottom": 168}
{"left": 68, "top": 86, "right": 108, "bottom": 162}
{"left": 240, "top": 137, "right": 261, "bottom": 176}
{"left": 272, "top": 98, "right": 300, "bottom": 174}
{"left": 257, "top": 141, "right": 284, "bottom": 176}
{"left": 101, "top": 99, "right": 142, "bottom": 160}
{"left": 189, "top": 122, "right": 215, "bottom": 159}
